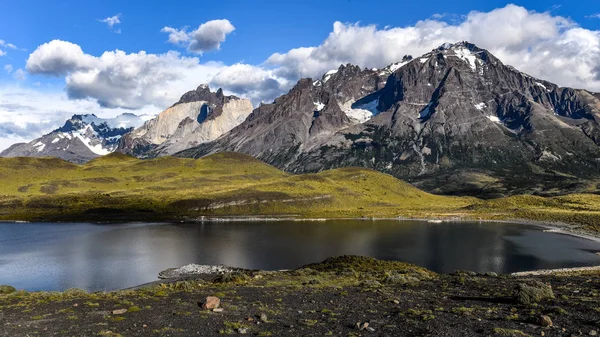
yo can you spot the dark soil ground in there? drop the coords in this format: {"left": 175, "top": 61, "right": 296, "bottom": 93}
{"left": 1, "top": 256, "right": 599, "bottom": 337}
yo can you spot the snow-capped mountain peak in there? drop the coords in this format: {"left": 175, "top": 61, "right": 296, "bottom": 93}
{"left": 1, "top": 113, "right": 147, "bottom": 163}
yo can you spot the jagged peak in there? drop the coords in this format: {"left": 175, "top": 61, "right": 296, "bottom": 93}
{"left": 174, "top": 84, "right": 243, "bottom": 107}
{"left": 436, "top": 41, "right": 481, "bottom": 52}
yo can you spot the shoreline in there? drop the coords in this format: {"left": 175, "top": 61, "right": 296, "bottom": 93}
{"left": 4, "top": 214, "right": 600, "bottom": 242}
{"left": 179, "top": 215, "right": 600, "bottom": 242}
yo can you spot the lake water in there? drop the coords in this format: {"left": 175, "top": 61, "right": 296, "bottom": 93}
{"left": 1, "top": 220, "right": 599, "bottom": 292}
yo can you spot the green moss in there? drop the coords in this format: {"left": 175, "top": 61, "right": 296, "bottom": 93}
{"left": 0, "top": 285, "right": 16, "bottom": 294}
{"left": 515, "top": 281, "right": 554, "bottom": 305}
{"left": 451, "top": 307, "right": 475, "bottom": 316}
{"left": 492, "top": 328, "right": 531, "bottom": 336}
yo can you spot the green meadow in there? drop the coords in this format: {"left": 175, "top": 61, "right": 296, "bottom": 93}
{"left": 0, "top": 152, "right": 598, "bottom": 232}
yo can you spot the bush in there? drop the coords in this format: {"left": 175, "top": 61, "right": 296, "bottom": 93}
{"left": 0, "top": 285, "right": 16, "bottom": 294}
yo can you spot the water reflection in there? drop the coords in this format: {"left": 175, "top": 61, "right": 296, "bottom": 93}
{"left": 0, "top": 220, "right": 599, "bottom": 292}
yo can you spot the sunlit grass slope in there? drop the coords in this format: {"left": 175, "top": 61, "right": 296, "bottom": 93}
{"left": 0, "top": 152, "right": 598, "bottom": 231}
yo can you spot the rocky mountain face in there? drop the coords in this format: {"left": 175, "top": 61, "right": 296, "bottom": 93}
{"left": 177, "top": 42, "right": 600, "bottom": 197}
{"left": 117, "top": 85, "right": 253, "bottom": 157}
{"left": 0, "top": 114, "right": 146, "bottom": 163}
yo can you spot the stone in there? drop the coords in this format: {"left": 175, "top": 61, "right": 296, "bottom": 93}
{"left": 515, "top": 281, "right": 554, "bottom": 305}
{"left": 259, "top": 313, "right": 268, "bottom": 323}
{"left": 237, "top": 328, "right": 248, "bottom": 334}
{"left": 356, "top": 322, "right": 369, "bottom": 331}
{"left": 392, "top": 300, "right": 400, "bottom": 304}
{"left": 212, "top": 308, "right": 224, "bottom": 313}
{"left": 590, "top": 331, "right": 597, "bottom": 336}
{"left": 537, "top": 315, "right": 553, "bottom": 327}
{"left": 485, "top": 272, "right": 498, "bottom": 277}
{"left": 112, "top": 309, "right": 127, "bottom": 315}
{"left": 201, "top": 296, "right": 220, "bottom": 310}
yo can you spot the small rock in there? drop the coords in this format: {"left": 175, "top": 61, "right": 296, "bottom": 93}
{"left": 212, "top": 308, "right": 224, "bottom": 313}
{"left": 259, "top": 313, "right": 268, "bottom": 323}
{"left": 246, "top": 317, "right": 254, "bottom": 321}
{"left": 392, "top": 300, "right": 400, "bottom": 304}
{"left": 485, "top": 272, "right": 498, "bottom": 277}
{"left": 590, "top": 331, "right": 597, "bottom": 336}
{"left": 73, "top": 303, "right": 79, "bottom": 307}
{"left": 201, "top": 296, "right": 220, "bottom": 310}
{"left": 356, "top": 321, "right": 369, "bottom": 330}
{"left": 595, "top": 252, "right": 600, "bottom": 256}
{"left": 537, "top": 315, "right": 553, "bottom": 327}
{"left": 541, "top": 332, "right": 545, "bottom": 336}
{"left": 112, "top": 309, "right": 127, "bottom": 315}
{"left": 143, "top": 324, "right": 148, "bottom": 328}
{"left": 237, "top": 328, "right": 248, "bottom": 334}
{"left": 367, "top": 327, "right": 375, "bottom": 332}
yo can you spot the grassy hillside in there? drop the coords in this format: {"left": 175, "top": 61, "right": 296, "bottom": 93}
{"left": 0, "top": 152, "right": 598, "bottom": 232}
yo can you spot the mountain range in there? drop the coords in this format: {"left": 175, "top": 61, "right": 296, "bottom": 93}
{"left": 177, "top": 42, "right": 600, "bottom": 197}
{"left": 2, "top": 42, "right": 600, "bottom": 197}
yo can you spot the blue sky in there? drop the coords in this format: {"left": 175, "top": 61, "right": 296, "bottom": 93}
{"left": 0, "top": 1, "right": 599, "bottom": 150}
{"left": 2, "top": 0, "right": 598, "bottom": 69}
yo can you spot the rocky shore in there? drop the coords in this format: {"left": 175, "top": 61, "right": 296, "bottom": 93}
{"left": 1, "top": 256, "right": 600, "bottom": 336}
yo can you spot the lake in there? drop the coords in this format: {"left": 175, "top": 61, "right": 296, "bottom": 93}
{"left": 1, "top": 220, "right": 599, "bottom": 292}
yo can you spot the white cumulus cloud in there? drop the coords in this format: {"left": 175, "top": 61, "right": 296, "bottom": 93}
{"left": 26, "top": 40, "right": 226, "bottom": 109}
{"left": 267, "top": 4, "right": 600, "bottom": 92}
{"left": 3, "top": 64, "right": 12, "bottom": 73}
{"left": 162, "top": 19, "right": 235, "bottom": 54}
{"left": 99, "top": 14, "right": 122, "bottom": 33}
{"left": 209, "top": 63, "right": 290, "bottom": 104}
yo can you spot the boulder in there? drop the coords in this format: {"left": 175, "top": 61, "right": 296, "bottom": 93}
{"left": 515, "top": 281, "right": 554, "bottom": 305}
{"left": 200, "top": 296, "right": 220, "bottom": 310}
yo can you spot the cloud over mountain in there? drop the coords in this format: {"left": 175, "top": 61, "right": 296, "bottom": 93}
{"left": 9, "top": 4, "right": 600, "bottom": 150}
{"left": 267, "top": 5, "right": 600, "bottom": 92}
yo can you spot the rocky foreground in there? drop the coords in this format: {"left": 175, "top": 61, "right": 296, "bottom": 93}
{"left": 1, "top": 256, "right": 599, "bottom": 337}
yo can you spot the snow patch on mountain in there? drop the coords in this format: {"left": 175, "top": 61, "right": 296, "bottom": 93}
{"left": 487, "top": 115, "right": 501, "bottom": 123}
{"left": 314, "top": 102, "right": 325, "bottom": 111}
{"left": 323, "top": 69, "right": 338, "bottom": 82}
{"left": 344, "top": 99, "right": 380, "bottom": 123}
{"left": 452, "top": 47, "right": 478, "bottom": 71}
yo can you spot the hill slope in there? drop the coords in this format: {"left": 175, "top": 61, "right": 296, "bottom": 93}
{"left": 0, "top": 153, "right": 598, "bottom": 233}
